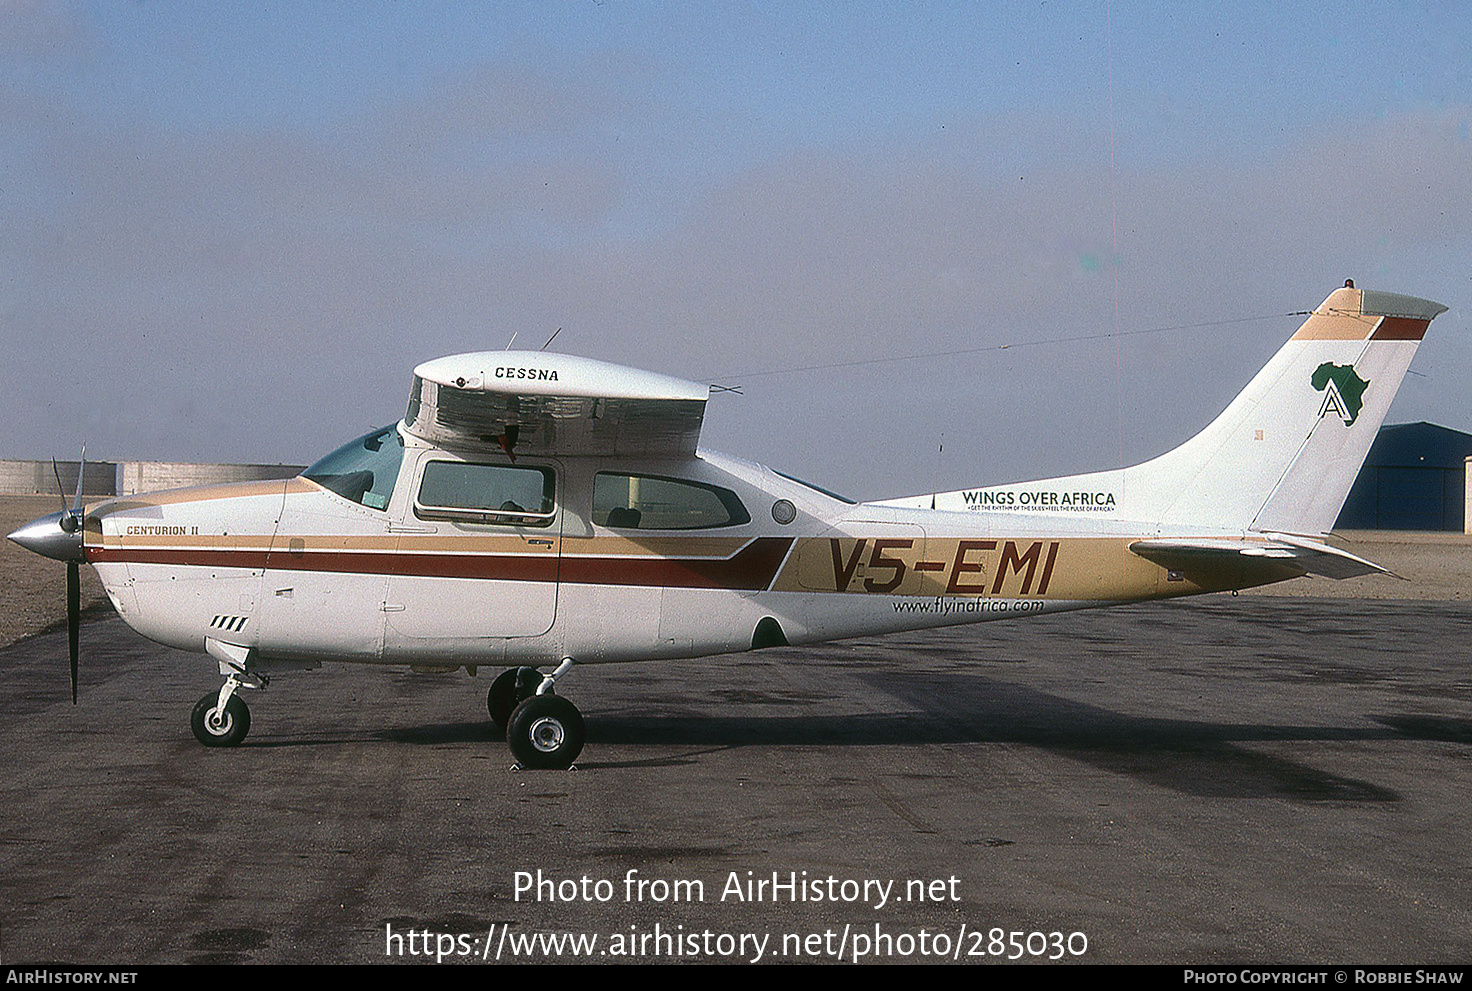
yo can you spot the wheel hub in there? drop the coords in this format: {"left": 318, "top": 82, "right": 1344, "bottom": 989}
{"left": 528, "top": 716, "right": 565, "bottom": 752}
{"left": 207, "top": 709, "right": 232, "bottom": 734}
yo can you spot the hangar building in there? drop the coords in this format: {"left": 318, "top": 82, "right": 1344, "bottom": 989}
{"left": 1334, "top": 422, "right": 1472, "bottom": 532}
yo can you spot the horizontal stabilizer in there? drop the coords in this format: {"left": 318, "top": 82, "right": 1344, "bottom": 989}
{"left": 1129, "top": 535, "right": 1389, "bottom": 580}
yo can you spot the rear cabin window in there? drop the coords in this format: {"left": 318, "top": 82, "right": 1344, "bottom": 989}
{"left": 593, "top": 473, "right": 750, "bottom": 530}
{"left": 416, "top": 461, "right": 555, "bottom": 527}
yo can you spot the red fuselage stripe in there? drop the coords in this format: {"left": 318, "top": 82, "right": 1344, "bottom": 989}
{"left": 1370, "top": 317, "right": 1430, "bottom": 341}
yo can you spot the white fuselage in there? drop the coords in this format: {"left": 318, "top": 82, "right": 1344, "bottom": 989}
{"left": 85, "top": 435, "right": 1223, "bottom": 671}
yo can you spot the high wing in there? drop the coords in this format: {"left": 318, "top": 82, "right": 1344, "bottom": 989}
{"left": 1129, "top": 534, "right": 1391, "bottom": 581}
{"left": 403, "top": 351, "right": 710, "bottom": 457}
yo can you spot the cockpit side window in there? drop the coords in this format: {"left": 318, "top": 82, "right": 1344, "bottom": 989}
{"left": 415, "top": 461, "right": 556, "bottom": 527}
{"left": 593, "top": 473, "right": 750, "bottom": 530}
{"left": 302, "top": 425, "right": 405, "bottom": 511}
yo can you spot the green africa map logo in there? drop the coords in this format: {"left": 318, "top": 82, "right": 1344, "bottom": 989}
{"left": 1311, "top": 362, "right": 1369, "bottom": 425}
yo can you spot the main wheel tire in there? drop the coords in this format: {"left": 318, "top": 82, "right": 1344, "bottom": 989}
{"left": 506, "top": 694, "right": 585, "bottom": 769}
{"left": 190, "top": 692, "right": 251, "bottom": 748}
{"left": 487, "top": 666, "right": 547, "bottom": 729}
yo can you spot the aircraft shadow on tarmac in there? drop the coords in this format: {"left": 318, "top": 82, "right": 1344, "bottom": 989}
{"left": 359, "top": 670, "right": 1472, "bottom": 803}
{"left": 9, "top": 619, "right": 1467, "bottom": 800}
{"left": 582, "top": 672, "right": 1411, "bottom": 802}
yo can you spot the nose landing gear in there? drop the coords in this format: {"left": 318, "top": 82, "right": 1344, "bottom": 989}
{"left": 190, "top": 638, "right": 266, "bottom": 748}
{"left": 191, "top": 691, "right": 251, "bottom": 747}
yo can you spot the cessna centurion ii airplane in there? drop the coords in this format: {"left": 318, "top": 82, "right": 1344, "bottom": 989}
{"left": 8, "top": 283, "right": 1449, "bottom": 767}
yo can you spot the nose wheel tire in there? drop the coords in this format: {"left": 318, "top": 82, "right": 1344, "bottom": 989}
{"left": 488, "top": 666, "right": 547, "bottom": 729}
{"left": 506, "top": 694, "right": 584, "bottom": 769}
{"left": 191, "top": 692, "right": 251, "bottom": 748}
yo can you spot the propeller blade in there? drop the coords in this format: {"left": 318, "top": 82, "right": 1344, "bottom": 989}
{"left": 72, "top": 443, "right": 85, "bottom": 517}
{"left": 51, "top": 459, "right": 68, "bottom": 514}
{"left": 67, "top": 559, "right": 79, "bottom": 704}
{"left": 51, "top": 448, "right": 86, "bottom": 534}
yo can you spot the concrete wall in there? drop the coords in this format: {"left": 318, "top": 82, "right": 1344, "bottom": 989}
{"left": 0, "top": 460, "right": 304, "bottom": 497}
{"left": 0, "top": 460, "right": 119, "bottom": 497}
{"left": 116, "top": 462, "right": 303, "bottom": 496}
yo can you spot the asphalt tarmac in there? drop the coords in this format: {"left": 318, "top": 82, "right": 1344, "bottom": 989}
{"left": 2, "top": 597, "right": 1471, "bottom": 965}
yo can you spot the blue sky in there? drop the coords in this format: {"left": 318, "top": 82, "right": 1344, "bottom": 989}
{"left": 4, "top": 1, "right": 1470, "bottom": 497}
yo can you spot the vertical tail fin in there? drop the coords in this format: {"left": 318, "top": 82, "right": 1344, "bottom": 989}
{"left": 877, "top": 285, "right": 1448, "bottom": 536}
{"left": 1135, "top": 285, "right": 1447, "bottom": 534}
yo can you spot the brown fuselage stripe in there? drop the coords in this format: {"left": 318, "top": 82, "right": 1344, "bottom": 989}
{"left": 563, "top": 537, "right": 792, "bottom": 590}
{"left": 86, "top": 537, "right": 793, "bottom": 592}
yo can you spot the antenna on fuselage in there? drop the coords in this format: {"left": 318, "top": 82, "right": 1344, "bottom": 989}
{"left": 931, "top": 435, "right": 944, "bottom": 510}
{"left": 540, "top": 327, "right": 562, "bottom": 351}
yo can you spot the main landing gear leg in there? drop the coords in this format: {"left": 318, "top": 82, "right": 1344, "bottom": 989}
{"left": 506, "top": 657, "right": 584, "bottom": 770}
{"left": 191, "top": 639, "right": 266, "bottom": 748}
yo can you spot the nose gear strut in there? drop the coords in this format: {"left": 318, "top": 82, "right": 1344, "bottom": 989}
{"left": 191, "top": 639, "right": 267, "bottom": 748}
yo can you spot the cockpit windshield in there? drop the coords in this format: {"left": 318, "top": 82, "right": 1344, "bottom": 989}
{"left": 302, "top": 424, "right": 405, "bottom": 511}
